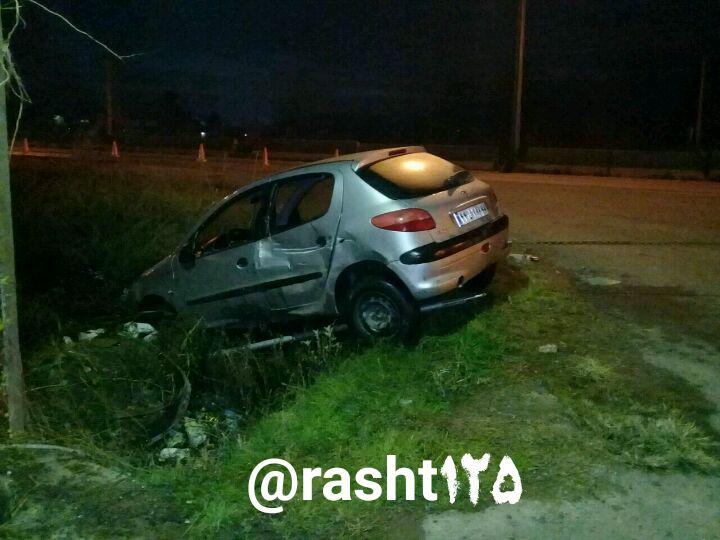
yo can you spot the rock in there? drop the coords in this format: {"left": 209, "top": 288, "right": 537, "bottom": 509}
{"left": 184, "top": 418, "right": 208, "bottom": 448}
{"left": 538, "top": 343, "right": 558, "bottom": 354}
{"left": 508, "top": 253, "right": 540, "bottom": 265}
{"left": 158, "top": 447, "right": 190, "bottom": 463}
{"left": 165, "top": 430, "right": 186, "bottom": 448}
{"left": 399, "top": 399, "right": 413, "bottom": 407}
{"left": 121, "top": 322, "right": 158, "bottom": 341}
{"left": 78, "top": 329, "right": 106, "bottom": 342}
{"left": 63, "top": 336, "right": 74, "bottom": 345}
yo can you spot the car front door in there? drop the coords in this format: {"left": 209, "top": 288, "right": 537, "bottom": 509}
{"left": 177, "top": 185, "right": 271, "bottom": 327}
{"left": 257, "top": 170, "right": 343, "bottom": 313}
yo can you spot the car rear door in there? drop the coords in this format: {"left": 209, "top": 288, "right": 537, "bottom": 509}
{"left": 256, "top": 170, "right": 343, "bottom": 312}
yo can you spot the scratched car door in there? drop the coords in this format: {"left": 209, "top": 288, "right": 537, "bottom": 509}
{"left": 257, "top": 170, "right": 343, "bottom": 312}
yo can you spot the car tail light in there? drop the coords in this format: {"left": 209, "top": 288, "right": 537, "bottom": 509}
{"left": 371, "top": 208, "right": 436, "bottom": 232}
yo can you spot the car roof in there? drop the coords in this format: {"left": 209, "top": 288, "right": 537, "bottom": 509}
{"left": 227, "top": 146, "right": 427, "bottom": 198}
{"left": 308, "top": 145, "right": 427, "bottom": 171}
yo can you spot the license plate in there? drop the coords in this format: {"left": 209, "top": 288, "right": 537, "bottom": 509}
{"left": 452, "top": 202, "right": 489, "bottom": 227}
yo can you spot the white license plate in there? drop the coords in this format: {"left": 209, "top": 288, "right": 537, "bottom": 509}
{"left": 452, "top": 202, "right": 489, "bottom": 227}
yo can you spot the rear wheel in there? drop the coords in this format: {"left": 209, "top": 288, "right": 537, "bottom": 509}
{"left": 347, "top": 277, "right": 418, "bottom": 340}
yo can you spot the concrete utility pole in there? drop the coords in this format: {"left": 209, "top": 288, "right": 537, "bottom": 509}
{"left": 511, "top": 0, "right": 527, "bottom": 168}
{"left": 0, "top": 15, "right": 28, "bottom": 435}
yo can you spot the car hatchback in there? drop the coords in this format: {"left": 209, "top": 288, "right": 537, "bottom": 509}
{"left": 131, "top": 147, "right": 509, "bottom": 338}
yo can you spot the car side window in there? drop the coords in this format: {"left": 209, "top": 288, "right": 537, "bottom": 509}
{"left": 270, "top": 173, "right": 334, "bottom": 234}
{"left": 194, "top": 186, "right": 269, "bottom": 256}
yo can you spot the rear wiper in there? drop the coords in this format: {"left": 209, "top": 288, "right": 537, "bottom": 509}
{"left": 443, "top": 171, "right": 469, "bottom": 189}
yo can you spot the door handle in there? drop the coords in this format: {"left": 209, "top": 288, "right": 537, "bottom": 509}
{"left": 236, "top": 257, "right": 248, "bottom": 268}
{"left": 316, "top": 236, "right": 327, "bottom": 247}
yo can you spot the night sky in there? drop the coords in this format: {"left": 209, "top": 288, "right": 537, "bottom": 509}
{"left": 8, "top": 0, "right": 719, "bottom": 148}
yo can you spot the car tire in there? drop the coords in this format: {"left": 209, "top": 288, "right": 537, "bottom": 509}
{"left": 347, "top": 277, "right": 418, "bottom": 341}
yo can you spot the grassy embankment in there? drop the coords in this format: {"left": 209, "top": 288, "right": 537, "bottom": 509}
{"left": 1, "top": 165, "right": 717, "bottom": 538}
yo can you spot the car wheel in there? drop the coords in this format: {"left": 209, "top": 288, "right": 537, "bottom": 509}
{"left": 348, "top": 277, "right": 418, "bottom": 340}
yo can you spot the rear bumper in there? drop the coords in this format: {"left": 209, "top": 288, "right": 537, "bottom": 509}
{"left": 389, "top": 215, "right": 510, "bottom": 301}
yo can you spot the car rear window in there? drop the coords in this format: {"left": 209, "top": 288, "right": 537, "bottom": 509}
{"left": 356, "top": 152, "right": 473, "bottom": 200}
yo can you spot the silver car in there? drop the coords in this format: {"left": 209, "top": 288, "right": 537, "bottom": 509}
{"left": 131, "top": 147, "right": 509, "bottom": 338}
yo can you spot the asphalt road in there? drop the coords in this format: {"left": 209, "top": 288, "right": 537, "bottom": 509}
{"left": 482, "top": 172, "right": 720, "bottom": 298}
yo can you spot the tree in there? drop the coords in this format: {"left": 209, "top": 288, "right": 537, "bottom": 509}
{"left": 0, "top": 6, "right": 28, "bottom": 436}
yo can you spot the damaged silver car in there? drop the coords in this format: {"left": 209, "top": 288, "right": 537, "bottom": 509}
{"left": 131, "top": 147, "right": 509, "bottom": 338}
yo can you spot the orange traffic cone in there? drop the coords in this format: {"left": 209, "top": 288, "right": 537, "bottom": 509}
{"left": 22, "top": 137, "right": 30, "bottom": 155}
{"left": 334, "top": 148, "right": 340, "bottom": 157}
{"left": 262, "top": 146, "right": 269, "bottom": 167}
{"left": 197, "top": 143, "right": 206, "bottom": 162}
{"left": 111, "top": 140, "right": 119, "bottom": 159}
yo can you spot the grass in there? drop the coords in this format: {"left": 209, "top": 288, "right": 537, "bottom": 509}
{"left": 2, "top": 164, "right": 718, "bottom": 538}
{"left": 143, "top": 268, "right": 719, "bottom": 538}
{"left": 588, "top": 408, "right": 717, "bottom": 471}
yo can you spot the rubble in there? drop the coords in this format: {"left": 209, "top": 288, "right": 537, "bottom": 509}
{"left": 78, "top": 329, "right": 106, "bottom": 342}
{"left": 183, "top": 418, "right": 208, "bottom": 448}
{"left": 508, "top": 253, "right": 540, "bottom": 265}
{"left": 120, "top": 322, "right": 158, "bottom": 342}
{"left": 164, "top": 430, "right": 186, "bottom": 449}
{"left": 158, "top": 448, "right": 190, "bottom": 463}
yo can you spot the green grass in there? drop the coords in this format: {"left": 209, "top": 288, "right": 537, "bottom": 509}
{"left": 11, "top": 166, "right": 221, "bottom": 348}
{"left": 143, "top": 268, "right": 719, "bottom": 538}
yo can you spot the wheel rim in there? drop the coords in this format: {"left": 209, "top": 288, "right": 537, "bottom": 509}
{"left": 357, "top": 293, "right": 399, "bottom": 335}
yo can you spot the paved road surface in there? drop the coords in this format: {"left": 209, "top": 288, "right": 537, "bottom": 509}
{"left": 483, "top": 171, "right": 720, "bottom": 297}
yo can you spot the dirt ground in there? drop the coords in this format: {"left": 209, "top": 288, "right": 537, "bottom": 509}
{"left": 421, "top": 173, "right": 720, "bottom": 539}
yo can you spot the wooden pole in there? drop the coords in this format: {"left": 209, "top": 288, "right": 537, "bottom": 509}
{"left": 0, "top": 15, "right": 28, "bottom": 435}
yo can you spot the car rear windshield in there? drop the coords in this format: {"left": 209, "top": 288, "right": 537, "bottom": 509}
{"left": 356, "top": 152, "right": 473, "bottom": 200}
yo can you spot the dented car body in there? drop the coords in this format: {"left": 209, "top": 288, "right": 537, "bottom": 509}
{"left": 131, "top": 147, "right": 509, "bottom": 337}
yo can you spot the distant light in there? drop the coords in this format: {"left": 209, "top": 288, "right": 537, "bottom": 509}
{"left": 244, "top": 132, "right": 248, "bottom": 137}
{"left": 80, "top": 119, "right": 90, "bottom": 124}
{"left": 403, "top": 160, "right": 425, "bottom": 172}
{"left": 53, "top": 114, "right": 65, "bottom": 126}
{"left": 200, "top": 131, "right": 207, "bottom": 138}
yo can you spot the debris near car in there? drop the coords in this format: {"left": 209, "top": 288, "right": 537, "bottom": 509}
{"left": 508, "top": 253, "right": 539, "bottom": 264}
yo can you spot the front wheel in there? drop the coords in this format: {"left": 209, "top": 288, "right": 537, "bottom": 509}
{"left": 347, "top": 277, "right": 418, "bottom": 340}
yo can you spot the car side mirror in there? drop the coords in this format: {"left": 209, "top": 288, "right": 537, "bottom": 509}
{"left": 178, "top": 243, "right": 195, "bottom": 265}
